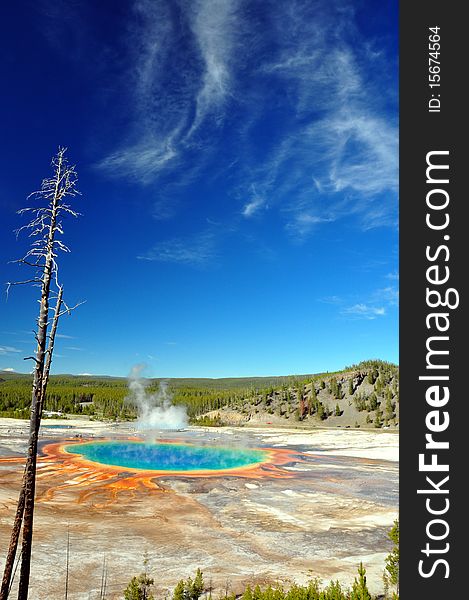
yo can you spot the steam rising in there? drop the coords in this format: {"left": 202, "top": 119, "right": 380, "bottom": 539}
{"left": 127, "top": 365, "right": 188, "bottom": 430}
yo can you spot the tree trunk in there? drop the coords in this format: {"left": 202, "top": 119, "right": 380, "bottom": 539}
{"left": 0, "top": 288, "right": 63, "bottom": 600}
{"left": 17, "top": 299, "right": 50, "bottom": 599}
{"left": 0, "top": 487, "right": 25, "bottom": 599}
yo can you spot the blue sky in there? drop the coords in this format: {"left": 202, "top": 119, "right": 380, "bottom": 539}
{"left": 0, "top": 0, "right": 398, "bottom": 378}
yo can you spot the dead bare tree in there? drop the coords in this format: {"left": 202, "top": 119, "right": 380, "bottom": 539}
{"left": 0, "top": 148, "right": 82, "bottom": 600}
{"left": 0, "top": 287, "right": 65, "bottom": 598}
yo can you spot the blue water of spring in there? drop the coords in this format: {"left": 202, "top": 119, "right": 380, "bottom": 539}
{"left": 63, "top": 440, "right": 267, "bottom": 471}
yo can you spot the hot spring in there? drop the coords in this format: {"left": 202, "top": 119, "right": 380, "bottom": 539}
{"left": 63, "top": 440, "right": 268, "bottom": 473}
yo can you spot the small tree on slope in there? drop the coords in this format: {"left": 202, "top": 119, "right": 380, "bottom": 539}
{"left": 350, "top": 563, "right": 372, "bottom": 600}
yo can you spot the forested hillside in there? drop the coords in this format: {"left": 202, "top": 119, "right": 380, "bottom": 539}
{"left": 0, "top": 360, "right": 398, "bottom": 429}
{"left": 208, "top": 359, "right": 399, "bottom": 429}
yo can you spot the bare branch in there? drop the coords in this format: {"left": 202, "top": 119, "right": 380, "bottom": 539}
{"left": 57, "top": 205, "right": 81, "bottom": 216}
{"left": 10, "top": 259, "right": 43, "bottom": 268}
{"left": 58, "top": 299, "right": 86, "bottom": 317}
{"left": 22, "top": 356, "right": 40, "bottom": 364}
{"left": 54, "top": 240, "right": 71, "bottom": 253}
{"left": 6, "top": 279, "right": 42, "bottom": 294}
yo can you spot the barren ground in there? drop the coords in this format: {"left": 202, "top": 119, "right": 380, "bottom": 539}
{"left": 0, "top": 419, "right": 398, "bottom": 599}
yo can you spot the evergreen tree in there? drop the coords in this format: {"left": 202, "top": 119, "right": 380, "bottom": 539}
{"left": 186, "top": 577, "right": 194, "bottom": 600}
{"left": 348, "top": 379, "right": 354, "bottom": 396}
{"left": 385, "top": 396, "right": 394, "bottom": 421}
{"left": 322, "top": 580, "right": 345, "bottom": 600}
{"left": 374, "top": 378, "right": 383, "bottom": 394}
{"left": 350, "top": 563, "right": 372, "bottom": 600}
{"left": 172, "top": 569, "right": 204, "bottom": 600}
{"left": 337, "top": 382, "right": 343, "bottom": 400}
{"left": 124, "top": 577, "right": 142, "bottom": 600}
{"left": 367, "top": 369, "right": 378, "bottom": 385}
{"left": 335, "top": 404, "right": 341, "bottom": 416}
{"left": 173, "top": 580, "right": 186, "bottom": 600}
{"left": 310, "top": 386, "right": 318, "bottom": 414}
{"left": 384, "top": 519, "right": 399, "bottom": 597}
{"left": 191, "top": 568, "right": 204, "bottom": 600}
{"left": 368, "top": 393, "right": 378, "bottom": 411}
{"left": 242, "top": 585, "right": 253, "bottom": 600}
{"left": 329, "top": 378, "right": 342, "bottom": 399}
{"left": 354, "top": 394, "right": 367, "bottom": 412}
{"left": 374, "top": 411, "right": 382, "bottom": 428}
{"left": 253, "top": 585, "right": 263, "bottom": 600}
{"left": 317, "top": 402, "right": 327, "bottom": 420}
{"left": 124, "top": 574, "right": 155, "bottom": 600}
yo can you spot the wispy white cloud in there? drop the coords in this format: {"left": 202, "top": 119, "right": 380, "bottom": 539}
{"left": 373, "top": 286, "right": 399, "bottom": 306}
{"left": 97, "top": 0, "right": 242, "bottom": 184}
{"left": 95, "top": 0, "right": 180, "bottom": 182}
{"left": 1, "top": 367, "right": 16, "bottom": 372}
{"left": 0, "top": 346, "right": 22, "bottom": 355}
{"left": 95, "top": 0, "right": 397, "bottom": 246}
{"left": 137, "top": 231, "right": 216, "bottom": 265}
{"left": 339, "top": 282, "right": 398, "bottom": 320}
{"left": 65, "top": 346, "right": 83, "bottom": 351}
{"left": 99, "top": 139, "right": 178, "bottom": 184}
{"left": 342, "top": 303, "right": 386, "bottom": 320}
{"left": 304, "top": 109, "right": 398, "bottom": 200}
{"left": 56, "top": 333, "right": 75, "bottom": 339}
{"left": 242, "top": 196, "right": 267, "bottom": 218}
{"left": 242, "top": 5, "right": 398, "bottom": 234}
{"left": 186, "top": 0, "right": 240, "bottom": 136}
{"left": 286, "top": 213, "right": 335, "bottom": 237}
